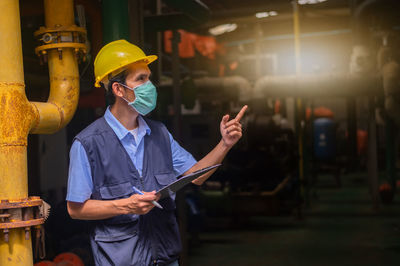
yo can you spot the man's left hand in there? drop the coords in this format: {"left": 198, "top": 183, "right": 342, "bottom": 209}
{"left": 220, "top": 105, "right": 248, "bottom": 148}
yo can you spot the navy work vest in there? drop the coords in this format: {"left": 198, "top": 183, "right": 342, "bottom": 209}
{"left": 74, "top": 117, "right": 181, "bottom": 266}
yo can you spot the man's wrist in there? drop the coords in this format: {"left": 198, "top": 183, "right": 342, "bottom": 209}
{"left": 220, "top": 139, "right": 232, "bottom": 152}
{"left": 112, "top": 198, "right": 130, "bottom": 215}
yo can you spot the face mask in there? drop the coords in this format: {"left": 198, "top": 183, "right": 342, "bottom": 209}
{"left": 120, "top": 81, "right": 157, "bottom": 115}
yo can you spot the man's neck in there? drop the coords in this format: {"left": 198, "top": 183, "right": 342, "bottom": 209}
{"left": 110, "top": 100, "right": 139, "bottom": 130}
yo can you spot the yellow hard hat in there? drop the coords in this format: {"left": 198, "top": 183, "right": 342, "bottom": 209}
{"left": 94, "top": 39, "right": 157, "bottom": 87}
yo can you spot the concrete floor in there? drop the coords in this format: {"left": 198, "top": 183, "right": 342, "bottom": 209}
{"left": 188, "top": 174, "right": 400, "bottom": 266}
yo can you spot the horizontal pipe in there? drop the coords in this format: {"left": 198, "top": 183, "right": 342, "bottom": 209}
{"left": 194, "top": 76, "right": 252, "bottom": 101}
{"left": 254, "top": 74, "right": 382, "bottom": 98}
{"left": 225, "top": 29, "right": 352, "bottom": 47}
{"left": 194, "top": 75, "right": 251, "bottom": 90}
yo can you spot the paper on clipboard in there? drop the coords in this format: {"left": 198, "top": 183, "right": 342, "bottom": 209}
{"left": 157, "top": 164, "right": 221, "bottom": 199}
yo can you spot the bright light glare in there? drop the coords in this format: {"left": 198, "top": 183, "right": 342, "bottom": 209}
{"left": 269, "top": 11, "right": 278, "bottom": 16}
{"left": 209, "top": 23, "right": 237, "bottom": 36}
{"left": 255, "top": 12, "right": 269, "bottom": 18}
{"left": 255, "top": 11, "right": 278, "bottom": 18}
{"left": 298, "top": 0, "right": 327, "bottom": 4}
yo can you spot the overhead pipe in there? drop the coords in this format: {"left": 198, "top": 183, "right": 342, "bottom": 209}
{"left": 163, "top": 0, "right": 210, "bottom": 24}
{"left": 0, "top": 0, "right": 84, "bottom": 264}
{"left": 194, "top": 76, "right": 252, "bottom": 101}
{"left": 253, "top": 74, "right": 381, "bottom": 98}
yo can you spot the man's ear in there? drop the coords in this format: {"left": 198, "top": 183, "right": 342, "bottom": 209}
{"left": 111, "top": 82, "right": 123, "bottom": 97}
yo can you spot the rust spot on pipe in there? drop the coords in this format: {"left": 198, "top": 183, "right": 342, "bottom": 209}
{"left": 0, "top": 82, "right": 25, "bottom": 87}
{"left": 29, "top": 103, "right": 40, "bottom": 132}
{"left": 0, "top": 143, "right": 26, "bottom": 147}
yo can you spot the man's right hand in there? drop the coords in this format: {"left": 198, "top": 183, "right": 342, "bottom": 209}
{"left": 124, "top": 191, "right": 159, "bottom": 215}
{"left": 67, "top": 191, "right": 160, "bottom": 220}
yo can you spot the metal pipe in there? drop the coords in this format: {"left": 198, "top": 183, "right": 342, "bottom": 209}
{"left": 381, "top": 59, "right": 400, "bottom": 187}
{"left": 0, "top": 0, "right": 81, "bottom": 264}
{"left": 193, "top": 76, "right": 251, "bottom": 101}
{"left": 0, "top": 1, "right": 35, "bottom": 264}
{"left": 253, "top": 74, "right": 381, "bottom": 97}
{"left": 30, "top": 0, "right": 80, "bottom": 134}
{"left": 194, "top": 76, "right": 251, "bottom": 91}
{"left": 292, "top": 0, "right": 307, "bottom": 209}
{"left": 102, "top": 0, "right": 129, "bottom": 44}
{"left": 367, "top": 97, "right": 380, "bottom": 210}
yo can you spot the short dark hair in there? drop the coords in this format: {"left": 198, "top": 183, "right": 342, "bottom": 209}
{"left": 105, "top": 70, "right": 129, "bottom": 105}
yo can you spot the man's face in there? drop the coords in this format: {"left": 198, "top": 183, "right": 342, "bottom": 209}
{"left": 121, "top": 62, "right": 151, "bottom": 103}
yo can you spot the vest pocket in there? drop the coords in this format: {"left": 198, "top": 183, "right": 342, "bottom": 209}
{"left": 93, "top": 223, "right": 148, "bottom": 265}
{"left": 99, "top": 181, "right": 133, "bottom": 200}
{"left": 99, "top": 181, "right": 139, "bottom": 225}
{"left": 154, "top": 173, "right": 175, "bottom": 187}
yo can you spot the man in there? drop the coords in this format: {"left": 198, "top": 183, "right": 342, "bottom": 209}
{"left": 66, "top": 40, "right": 247, "bottom": 266}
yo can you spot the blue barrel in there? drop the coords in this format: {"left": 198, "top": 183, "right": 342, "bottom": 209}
{"left": 313, "top": 118, "right": 336, "bottom": 160}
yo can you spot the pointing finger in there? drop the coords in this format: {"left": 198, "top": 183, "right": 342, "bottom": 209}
{"left": 235, "top": 105, "right": 248, "bottom": 122}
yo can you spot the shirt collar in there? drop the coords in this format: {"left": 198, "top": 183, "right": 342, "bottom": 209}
{"left": 104, "top": 107, "right": 151, "bottom": 141}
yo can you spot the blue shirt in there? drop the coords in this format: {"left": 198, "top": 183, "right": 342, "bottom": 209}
{"left": 67, "top": 108, "right": 197, "bottom": 203}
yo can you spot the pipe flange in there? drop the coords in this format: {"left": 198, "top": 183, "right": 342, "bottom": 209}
{"left": 0, "top": 197, "right": 45, "bottom": 243}
{"left": 34, "top": 25, "right": 87, "bottom": 62}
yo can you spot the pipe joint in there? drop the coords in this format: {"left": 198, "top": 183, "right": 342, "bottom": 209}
{"left": 34, "top": 25, "right": 87, "bottom": 64}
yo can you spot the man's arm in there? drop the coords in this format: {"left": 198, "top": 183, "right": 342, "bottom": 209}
{"left": 66, "top": 140, "right": 159, "bottom": 220}
{"left": 67, "top": 192, "right": 159, "bottom": 220}
{"left": 188, "top": 105, "right": 248, "bottom": 185}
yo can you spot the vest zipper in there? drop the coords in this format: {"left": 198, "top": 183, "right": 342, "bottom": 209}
{"left": 140, "top": 176, "right": 145, "bottom": 190}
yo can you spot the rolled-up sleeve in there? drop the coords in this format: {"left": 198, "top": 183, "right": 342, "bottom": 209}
{"left": 168, "top": 132, "right": 197, "bottom": 176}
{"left": 66, "top": 140, "right": 94, "bottom": 203}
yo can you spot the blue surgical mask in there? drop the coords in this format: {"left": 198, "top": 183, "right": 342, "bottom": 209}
{"left": 120, "top": 81, "right": 157, "bottom": 115}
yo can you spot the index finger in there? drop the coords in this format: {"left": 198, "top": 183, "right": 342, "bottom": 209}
{"left": 235, "top": 105, "right": 248, "bottom": 122}
{"left": 138, "top": 193, "right": 157, "bottom": 202}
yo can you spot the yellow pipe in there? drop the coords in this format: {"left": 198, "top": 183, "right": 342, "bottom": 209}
{"left": 44, "top": 0, "right": 74, "bottom": 27}
{"left": 0, "top": 0, "right": 24, "bottom": 84}
{"left": 30, "top": 47, "right": 79, "bottom": 133}
{"left": 0, "top": 0, "right": 80, "bottom": 264}
{"left": 31, "top": 0, "right": 80, "bottom": 134}
{"left": 0, "top": 1, "right": 35, "bottom": 264}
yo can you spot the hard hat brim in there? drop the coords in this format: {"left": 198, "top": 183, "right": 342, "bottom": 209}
{"left": 94, "top": 54, "right": 158, "bottom": 87}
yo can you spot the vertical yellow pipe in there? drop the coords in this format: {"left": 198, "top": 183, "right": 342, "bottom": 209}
{"left": 0, "top": 0, "right": 24, "bottom": 83}
{"left": 0, "top": 0, "right": 82, "bottom": 264}
{"left": 0, "top": 0, "right": 35, "bottom": 265}
{"left": 44, "top": 0, "right": 74, "bottom": 27}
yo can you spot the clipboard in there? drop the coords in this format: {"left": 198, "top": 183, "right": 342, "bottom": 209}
{"left": 157, "top": 164, "right": 221, "bottom": 199}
